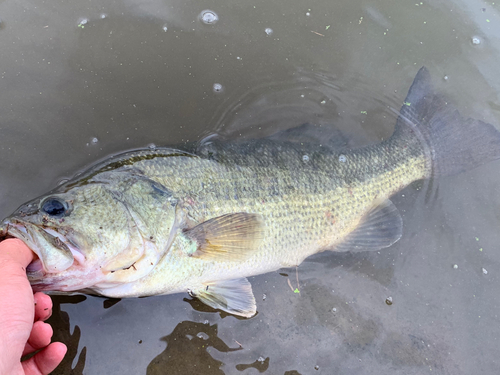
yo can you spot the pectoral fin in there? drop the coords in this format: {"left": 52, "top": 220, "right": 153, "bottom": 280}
{"left": 336, "top": 199, "right": 402, "bottom": 252}
{"left": 180, "top": 213, "right": 263, "bottom": 261}
{"left": 188, "top": 278, "right": 257, "bottom": 318}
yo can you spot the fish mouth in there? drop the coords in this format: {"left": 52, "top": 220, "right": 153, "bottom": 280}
{"left": 0, "top": 222, "right": 45, "bottom": 281}
{"left": 0, "top": 219, "right": 86, "bottom": 280}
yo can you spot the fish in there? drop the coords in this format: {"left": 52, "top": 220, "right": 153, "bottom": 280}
{"left": 1, "top": 67, "right": 499, "bottom": 317}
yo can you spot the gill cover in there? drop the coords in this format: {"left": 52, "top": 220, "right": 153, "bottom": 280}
{"left": 95, "top": 174, "right": 180, "bottom": 286}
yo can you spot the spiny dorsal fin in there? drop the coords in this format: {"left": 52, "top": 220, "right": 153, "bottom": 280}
{"left": 188, "top": 278, "right": 256, "bottom": 318}
{"left": 181, "top": 213, "right": 263, "bottom": 261}
{"left": 336, "top": 199, "right": 402, "bottom": 252}
{"left": 267, "top": 122, "right": 349, "bottom": 149}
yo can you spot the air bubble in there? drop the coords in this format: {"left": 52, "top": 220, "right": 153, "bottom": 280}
{"left": 91, "top": 137, "right": 98, "bottom": 144}
{"left": 453, "top": 264, "right": 458, "bottom": 269}
{"left": 265, "top": 28, "right": 273, "bottom": 36}
{"left": 257, "top": 357, "right": 265, "bottom": 363}
{"left": 306, "top": 12, "right": 311, "bottom": 16}
{"left": 77, "top": 18, "right": 88, "bottom": 28}
{"left": 262, "top": 294, "right": 267, "bottom": 301}
{"left": 482, "top": 268, "right": 488, "bottom": 275}
{"left": 472, "top": 36, "right": 481, "bottom": 45}
{"left": 339, "top": 154, "right": 347, "bottom": 163}
{"left": 200, "top": 10, "right": 219, "bottom": 25}
{"left": 443, "top": 75, "right": 449, "bottom": 81}
{"left": 100, "top": 13, "right": 108, "bottom": 19}
{"left": 148, "top": 143, "right": 156, "bottom": 150}
{"left": 314, "top": 365, "right": 320, "bottom": 370}
{"left": 332, "top": 307, "right": 337, "bottom": 312}
{"left": 320, "top": 99, "right": 326, "bottom": 104}
{"left": 385, "top": 296, "right": 393, "bottom": 305}
{"left": 197, "top": 332, "right": 209, "bottom": 339}
{"left": 162, "top": 24, "right": 168, "bottom": 32}
{"left": 302, "top": 154, "right": 309, "bottom": 162}
{"left": 213, "top": 83, "right": 224, "bottom": 93}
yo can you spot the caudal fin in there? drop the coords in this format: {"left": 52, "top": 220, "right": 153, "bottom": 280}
{"left": 396, "top": 67, "right": 500, "bottom": 177}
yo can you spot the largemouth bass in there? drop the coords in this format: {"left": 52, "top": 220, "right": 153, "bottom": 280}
{"left": 1, "top": 68, "right": 499, "bottom": 317}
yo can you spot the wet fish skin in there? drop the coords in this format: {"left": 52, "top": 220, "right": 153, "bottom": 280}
{"left": 1, "top": 67, "right": 499, "bottom": 317}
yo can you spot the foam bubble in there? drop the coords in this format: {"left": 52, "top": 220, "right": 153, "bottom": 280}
{"left": 200, "top": 10, "right": 219, "bottom": 25}
{"left": 77, "top": 18, "right": 89, "bottom": 29}
{"left": 213, "top": 83, "right": 224, "bottom": 93}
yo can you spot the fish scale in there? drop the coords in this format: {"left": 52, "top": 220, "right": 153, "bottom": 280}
{"left": 2, "top": 67, "right": 499, "bottom": 317}
{"left": 111, "top": 133, "right": 426, "bottom": 287}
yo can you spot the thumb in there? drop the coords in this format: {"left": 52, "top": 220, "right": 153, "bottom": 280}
{"left": 0, "top": 238, "right": 34, "bottom": 271}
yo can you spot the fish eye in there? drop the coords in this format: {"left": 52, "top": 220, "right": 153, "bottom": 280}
{"left": 41, "top": 198, "right": 68, "bottom": 218}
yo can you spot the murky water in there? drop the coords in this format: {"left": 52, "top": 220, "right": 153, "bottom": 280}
{"left": 1, "top": 0, "right": 499, "bottom": 374}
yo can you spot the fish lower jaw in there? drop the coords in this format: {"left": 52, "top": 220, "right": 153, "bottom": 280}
{"left": 27, "top": 257, "right": 46, "bottom": 280}
{"left": 30, "top": 283, "right": 58, "bottom": 292}
{"left": 28, "top": 265, "right": 109, "bottom": 293}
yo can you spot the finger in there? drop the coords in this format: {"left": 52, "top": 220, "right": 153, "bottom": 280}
{"left": 0, "top": 238, "right": 34, "bottom": 269}
{"left": 33, "top": 293, "right": 52, "bottom": 322}
{"left": 22, "top": 342, "right": 67, "bottom": 375}
{"left": 22, "top": 321, "right": 52, "bottom": 356}
{"left": 0, "top": 239, "right": 36, "bottom": 360}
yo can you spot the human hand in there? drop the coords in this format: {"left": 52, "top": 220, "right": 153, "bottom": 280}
{"left": 0, "top": 239, "right": 67, "bottom": 375}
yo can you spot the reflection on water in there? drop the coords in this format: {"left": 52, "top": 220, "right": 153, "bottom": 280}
{"left": 47, "top": 294, "right": 309, "bottom": 374}
{"left": 146, "top": 321, "right": 241, "bottom": 375}
{"left": 235, "top": 356, "right": 270, "bottom": 372}
{"left": 47, "top": 296, "right": 87, "bottom": 375}
{"left": 103, "top": 298, "right": 122, "bottom": 309}
{"left": 183, "top": 297, "right": 254, "bottom": 320}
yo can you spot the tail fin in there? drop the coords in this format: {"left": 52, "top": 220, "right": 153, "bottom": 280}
{"left": 395, "top": 67, "right": 500, "bottom": 177}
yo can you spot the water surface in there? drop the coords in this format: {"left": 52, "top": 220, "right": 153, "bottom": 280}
{"left": 0, "top": 0, "right": 499, "bottom": 374}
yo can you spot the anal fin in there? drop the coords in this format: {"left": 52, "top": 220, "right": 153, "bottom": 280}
{"left": 336, "top": 199, "right": 402, "bottom": 252}
{"left": 188, "top": 278, "right": 256, "bottom": 318}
